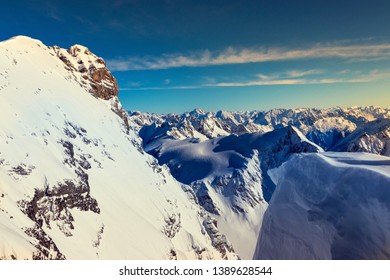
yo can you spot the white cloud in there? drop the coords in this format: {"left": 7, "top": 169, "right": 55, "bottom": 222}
{"left": 210, "top": 69, "right": 390, "bottom": 87}
{"left": 285, "top": 69, "right": 324, "bottom": 78}
{"left": 108, "top": 43, "right": 390, "bottom": 71}
{"left": 254, "top": 69, "right": 324, "bottom": 81}
{"left": 120, "top": 69, "right": 390, "bottom": 90}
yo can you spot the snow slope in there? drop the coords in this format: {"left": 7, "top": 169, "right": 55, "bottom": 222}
{"left": 254, "top": 152, "right": 390, "bottom": 260}
{"left": 142, "top": 125, "right": 322, "bottom": 258}
{"left": 0, "top": 36, "right": 237, "bottom": 260}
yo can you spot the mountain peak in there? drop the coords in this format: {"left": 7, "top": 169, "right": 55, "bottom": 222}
{"left": 8, "top": 35, "right": 40, "bottom": 42}
{"left": 190, "top": 108, "right": 206, "bottom": 115}
{"left": 68, "top": 44, "right": 92, "bottom": 56}
{"left": 0, "top": 36, "right": 238, "bottom": 260}
{"left": 51, "top": 42, "right": 118, "bottom": 100}
{"left": 1, "top": 35, "right": 44, "bottom": 48}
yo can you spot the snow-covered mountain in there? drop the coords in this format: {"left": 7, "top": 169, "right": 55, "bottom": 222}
{"left": 131, "top": 107, "right": 390, "bottom": 260}
{"left": 0, "top": 36, "right": 238, "bottom": 260}
{"left": 130, "top": 108, "right": 270, "bottom": 141}
{"left": 2, "top": 35, "right": 390, "bottom": 260}
{"left": 332, "top": 118, "right": 390, "bottom": 156}
{"left": 254, "top": 152, "right": 390, "bottom": 260}
{"left": 140, "top": 124, "right": 322, "bottom": 258}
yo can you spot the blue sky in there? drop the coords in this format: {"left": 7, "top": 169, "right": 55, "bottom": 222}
{"left": 2, "top": 0, "right": 390, "bottom": 113}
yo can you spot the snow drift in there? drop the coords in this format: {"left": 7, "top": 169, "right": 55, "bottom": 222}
{"left": 254, "top": 152, "right": 390, "bottom": 260}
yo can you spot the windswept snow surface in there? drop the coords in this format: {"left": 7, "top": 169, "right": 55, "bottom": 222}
{"left": 0, "top": 36, "right": 238, "bottom": 260}
{"left": 254, "top": 152, "right": 390, "bottom": 260}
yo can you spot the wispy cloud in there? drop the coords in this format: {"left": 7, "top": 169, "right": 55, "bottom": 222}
{"left": 108, "top": 43, "right": 390, "bottom": 71}
{"left": 207, "top": 70, "right": 390, "bottom": 87}
{"left": 253, "top": 69, "right": 324, "bottom": 82}
{"left": 285, "top": 69, "right": 324, "bottom": 78}
{"left": 208, "top": 69, "right": 390, "bottom": 87}
{"left": 120, "top": 69, "right": 390, "bottom": 90}
{"left": 45, "top": 1, "right": 63, "bottom": 22}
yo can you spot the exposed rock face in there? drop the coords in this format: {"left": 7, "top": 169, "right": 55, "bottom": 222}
{"left": 202, "top": 216, "right": 236, "bottom": 259}
{"left": 53, "top": 44, "right": 130, "bottom": 131}
{"left": 53, "top": 44, "right": 118, "bottom": 100}
{"left": 88, "top": 67, "right": 118, "bottom": 100}
{"left": 18, "top": 177, "right": 100, "bottom": 259}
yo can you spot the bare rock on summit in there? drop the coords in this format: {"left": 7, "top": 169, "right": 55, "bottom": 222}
{"left": 54, "top": 44, "right": 119, "bottom": 100}
{"left": 54, "top": 44, "right": 130, "bottom": 131}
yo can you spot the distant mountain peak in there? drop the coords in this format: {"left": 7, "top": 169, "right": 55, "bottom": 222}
{"left": 189, "top": 108, "right": 206, "bottom": 115}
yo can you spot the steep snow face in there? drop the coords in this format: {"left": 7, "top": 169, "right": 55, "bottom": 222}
{"left": 142, "top": 125, "right": 322, "bottom": 259}
{"left": 331, "top": 119, "right": 390, "bottom": 156}
{"left": 0, "top": 36, "right": 238, "bottom": 260}
{"left": 142, "top": 135, "right": 267, "bottom": 259}
{"left": 254, "top": 152, "right": 390, "bottom": 260}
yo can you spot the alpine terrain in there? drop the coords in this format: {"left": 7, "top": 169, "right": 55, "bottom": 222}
{"left": 1, "top": 36, "right": 390, "bottom": 260}
{"left": 131, "top": 102, "right": 390, "bottom": 260}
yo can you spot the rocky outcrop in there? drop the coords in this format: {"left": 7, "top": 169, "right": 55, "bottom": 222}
{"left": 52, "top": 44, "right": 132, "bottom": 132}
{"left": 18, "top": 177, "right": 100, "bottom": 259}
{"left": 202, "top": 216, "right": 236, "bottom": 259}
{"left": 53, "top": 44, "right": 118, "bottom": 100}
